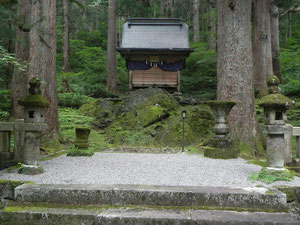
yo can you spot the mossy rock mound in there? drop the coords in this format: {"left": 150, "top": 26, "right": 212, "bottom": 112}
{"left": 152, "top": 104, "right": 214, "bottom": 146}
{"left": 80, "top": 98, "right": 120, "bottom": 128}
{"left": 106, "top": 102, "right": 214, "bottom": 147}
{"left": 108, "top": 89, "right": 179, "bottom": 130}
{"left": 118, "top": 87, "right": 178, "bottom": 113}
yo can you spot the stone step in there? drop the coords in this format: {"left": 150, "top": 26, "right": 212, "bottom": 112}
{"left": 1, "top": 206, "right": 299, "bottom": 225}
{"left": 15, "top": 184, "right": 286, "bottom": 210}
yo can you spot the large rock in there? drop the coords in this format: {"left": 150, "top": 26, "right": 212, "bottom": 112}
{"left": 80, "top": 88, "right": 214, "bottom": 147}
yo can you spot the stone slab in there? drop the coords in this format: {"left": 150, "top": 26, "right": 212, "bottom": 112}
{"left": 15, "top": 184, "right": 287, "bottom": 209}
{"left": 293, "top": 127, "right": 300, "bottom": 136}
{"left": 14, "top": 122, "right": 48, "bottom": 132}
{"left": 0, "top": 208, "right": 98, "bottom": 225}
{"left": 0, "top": 123, "right": 14, "bottom": 131}
{"left": 263, "top": 125, "right": 293, "bottom": 134}
{"left": 1, "top": 207, "right": 299, "bottom": 225}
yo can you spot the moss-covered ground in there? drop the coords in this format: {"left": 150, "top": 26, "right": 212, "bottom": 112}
{"left": 39, "top": 95, "right": 299, "bottom": 164}
{"left": 2, "top": 201, "right": 287, "bottom": 214}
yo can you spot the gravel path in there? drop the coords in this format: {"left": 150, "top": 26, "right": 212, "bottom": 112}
{"left": 1, "top": 152, "right": 300, "bottom": 188}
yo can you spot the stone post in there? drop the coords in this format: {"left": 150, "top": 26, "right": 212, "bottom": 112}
{"left": 18, "top": 78, "right": 49, "bottom": 171}
{"left": 259, "top": 75, "right": 294, "bottom": 169}
{"left": 75, "top": 127, "right": 91, "bottom": 149}
{"left": 0, "top": 132, "right": 11, "bottom": 160}
{"left": 204, "top": 101, "right": 238, "bottom": 159}
{"left": 14, "top": 119, "right": 25, "bottom": 162}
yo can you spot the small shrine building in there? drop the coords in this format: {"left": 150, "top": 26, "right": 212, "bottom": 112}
{"left": 117, "top": 18, "right": 193, "bottom": 91}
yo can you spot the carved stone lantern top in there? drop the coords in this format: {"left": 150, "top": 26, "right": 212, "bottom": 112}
{"left": 18, "top": 78, "right": 49, "bottom": 108}
{"left": 18, "top": 78, "right": 49, "bottom": 123}
{"left": 259, "top": 75, "right": 295, "bottom": 125}
{"left": 259, "top": 75, "right": 294, "bottom": 110}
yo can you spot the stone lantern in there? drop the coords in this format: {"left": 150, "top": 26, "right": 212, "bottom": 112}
{"left": 20, "top": 78, "right": 49, "bottom": 123}
{"left": 18, "top": 78, "right": 49, "bottom": 170}
{"left": 204, "top": 101, "right": 238, "bottom": 159}
{"left": 259, "top": 75, "right": 294, "bottom": 169}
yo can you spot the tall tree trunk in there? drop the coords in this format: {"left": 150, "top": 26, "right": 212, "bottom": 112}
{"left": 253, "top": 0, "right": 273, "bottom": 96}
{"left": 207, "top": 4, "right": 216, "bottom": 50}
{"left": 107, "top": 0, "right": 117, "bottom": 93}
{"left": 29, "top": 0, "right": 59, "bottom": 135}
{"left": 160, "top": 0, "right": 165, "bottom": 17}
{"left": 6, "top": 6, "right": 15, "bottom": 90}
{"left": 288, "top": 12, "right": 292, "bottom": 38}
{"left": 217, "top": 0, "right": 257, "bottom": 144}
{"left": 63, "top": 0, "right": 70, "bottom": 73}
{"left": 193, "top": 0, "right": 200, "bottom": 42}
{"left": 166, "top": 0, "right": 174, "bottom": 17}
{"left": 153, "top": 0, "right": 157, "bottom": 17}
{"left": 270, "top": 1, "right": 282, "bottom": 82}
{"left": 70, "top": 3, "right": 79, "bottom": 39}
{"left": 11, "top": 0, "right": 31, "bottom": 119}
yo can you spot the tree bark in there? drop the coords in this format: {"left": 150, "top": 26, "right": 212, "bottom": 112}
{"left": 166, "top": 0, "right": 174, "bottom": 17}
{"left": 288, "top": 12, "right": 292, "bottom": 38}
{"left": 160, "top": 0, "right": 165, "bottom": 17}
{"left": 63, "top": 0, "right": 70, "bottom": 73}
{"left": 253, "top": 0, "right": 273, "bottom": 96}
{"left": 106, "top": 0, "right": 117, "bottom": 93}
{"left": 193, "top": 0, "right": 200, "bottom": 42}
{"left": 153, "top": 0, "right": 157, "bottom": 17}
{"left": 217, "top": 0, "right": 257, "bottom": 144}
{"left": 270, "top": 1, "right": 282, "bottom": 82}
{"left": 29, "top": 0, "right": 59, "bottom": 134}
{"left": 11, "top": 0, "right": 31, "bottom": 119}
{"left": 207, "top": 4, "right": 216, "bottom": 50}
{"left": 6, "top": 4, "right": 15, "bottom": 90}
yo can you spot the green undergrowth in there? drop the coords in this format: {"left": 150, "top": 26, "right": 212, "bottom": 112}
{"left": 248, "top": 160, "right": 267, "bottom": 167}
{"left": 67, "top": 148, "right": 94, "bottom": 157}
{"left": 3, "top": 202, "right": 287, "bottom": 214}
{"left": 59, "top": 107, "right": 112, "bottom": 150}
{"left": 249, "top": 168, "right": 294, "bottom": 184}
{"left": 0, "top": 180, "right": 34, "bottom": 187}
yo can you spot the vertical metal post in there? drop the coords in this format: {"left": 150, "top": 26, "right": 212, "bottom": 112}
{"left": 182, "top": 110, "right": 186, "bottom": 152}
{"left": 182, "top": 117, "right": 185, "bottom": 152}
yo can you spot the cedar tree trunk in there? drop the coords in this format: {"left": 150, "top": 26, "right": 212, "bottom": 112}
{"left": 270, "top": 1, "right": 282, "bottom": 82}
{"left": 106, "top": 0, "right": 117, "bottom": 93}
{"left": 63, "top": 0, "right": 70, "bottom": 73}
{"left": 253, "top": 0, "right": 273, "bottom": 96}
{"left": 217, "top": 0, "right": 257, "bottom": 144}
{"left": 207, "top": 4, "right": 216, "bottom": 50}
{"left": 11, "top": 0, "right": 31, "bottom": 119}
{"left": 29, "top": 0, "right": 59, "bottom": 134}
{"left": 193, "top": 0, "right": 200, "bottom": 42}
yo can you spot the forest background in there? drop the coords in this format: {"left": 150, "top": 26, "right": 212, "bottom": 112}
{"left": 0, "top": 0, "right": 299, "bottom": 153}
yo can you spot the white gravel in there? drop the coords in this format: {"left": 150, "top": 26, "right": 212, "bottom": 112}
{"left": 1, "top": 152, "right": 300, "bottom": 188}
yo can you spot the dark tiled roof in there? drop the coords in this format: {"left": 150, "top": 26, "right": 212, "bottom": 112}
{"left": 120, "top": 18, "right": 191, "bottom": 50}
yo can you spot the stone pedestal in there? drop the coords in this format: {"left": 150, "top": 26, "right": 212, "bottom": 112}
{"left": 75, "top": 127, "right": 91, "bottom": 149}
{"left": 23, "top": 132, "right": 41, "bottom": 165}
{"left": 264, "top": 125, "right": 292, "bottom": 168}
{"left": 204, "top": 101, "right": 237, "bottom": 159}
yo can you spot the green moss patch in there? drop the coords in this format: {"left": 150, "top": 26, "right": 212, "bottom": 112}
{"left": 275, "top": 186, "right": 297, "bottom": 202}
{"left": 18, "top": 94, "right": 50, "bottom": 107}
{"left": 258, "top": 94, "right": 294, "bottom": 108}
{"left": 203, "top": 146, "right": 239, "bottom": 159}
{"left": 249, "top": 168, "right": 294, "bottom": 184}
{"left": 248, "top": 160, "right": 267, "bottom": 167}
{"left": 67, "top": 148, "right": 94, "bottom": 157}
